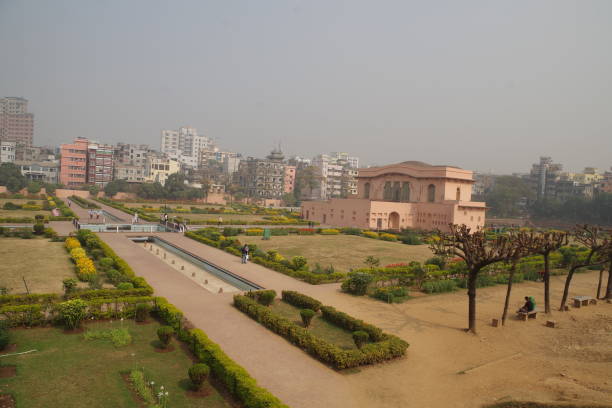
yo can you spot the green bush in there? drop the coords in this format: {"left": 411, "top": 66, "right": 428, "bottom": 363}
{"left": 157, "top": 325, "right": 174, "bottom": 348}
{"left": 340, "top": 227, "right": 362, "bottom": 235}
{"left": 62, "top": 278, "right": 78, "bottom": 295}
{"left": 58, "top": 299, "right": 88, "bottom": 330}
{"left": 341, "top": 273, "right": 374, "bottom": 295}
{"left": 371, "top": 286, "right": 408, "bottom": 303}
{"left": 222, "top": 227, "right": 242, "bottom": 236}
{"left": 188, "top": 363, "right": 210, "bottom": 391}
{"left": 352, "top": 330, "right": 369, "bottom": 349}
{"left": 422, "top": 280, "right": 458, "bottom": 294}
{"left": 300, "top": 309, "right": 315, "bottom": 327}
{"left": 246, "top": 289, "right": 277, "bottom": 306}
{"left": 0, "top": 322, "right": 9, "bottom": 351}
{"left": 425, "top": 256, "right": 446, "bottom": 269}
{"left": 33, "top": 223, "right": 45, "bottom": 235}
{"left": 291, "top": 256, "right": 308, "bottom": 271}
{"left": 281, "top": 290, "right": 322, "bottom": 312}
{"left": 400, "top": 233, "right": 423, "bottom": 245}
{"left": 117, "top": 282, "right": 134, "bottom": 290}
{"left": 98, "top": 257, "right": 115, "bottom": 270}
{"left": 320, "top": 305, "right": 384, "bottom": 342}
{"left": 135, "top": 303, "right": 151, "bottom": 322}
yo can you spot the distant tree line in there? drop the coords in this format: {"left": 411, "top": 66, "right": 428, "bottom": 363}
{"left": 104, "top": 174, "right": 206, "bottom": 200}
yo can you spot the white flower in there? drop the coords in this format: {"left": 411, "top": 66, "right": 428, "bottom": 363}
{"left": 160, "top": 385, "right": 164, "bottom": 390}
{"left": 165, "top": 392, "right": 168, "bottom": 396}
{"left": 150, "top": 381, "right": 155, "bottom": 386}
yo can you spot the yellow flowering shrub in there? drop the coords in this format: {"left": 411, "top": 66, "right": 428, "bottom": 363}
{"left": 362, "top": 231, "right": 379, "bottom": 239}
{"left": 65, "top": 237, "right": 81, "bottom": 251}
{"left": 75, "top": 257, "right": 97, "bottom": 281}
{"left": 70, "top": 247, "right": 87, "bottom": 261}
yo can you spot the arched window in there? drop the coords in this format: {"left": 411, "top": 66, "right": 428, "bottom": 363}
{"left": 427, "top": 184, "right": 436, "bottom": 202}
{"left": 383, "top": 182, "right": 392, "bottom": 200}
{"left": 364, "top": 182, "right": 370, "bottom": 199}
{"left": 456, "top": 187, "right": 461, "bottom": 201}
{"left": 401, "top": 182, "right": 410, "bottom": 202}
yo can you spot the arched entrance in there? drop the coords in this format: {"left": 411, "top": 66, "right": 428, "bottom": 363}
{"left": 388, "top": 212, "right": 400, "bottom": 230}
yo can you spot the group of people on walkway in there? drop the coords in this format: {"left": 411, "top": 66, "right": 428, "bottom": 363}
{"left": 88, "top": 209, "right": 105, "bottom": 223}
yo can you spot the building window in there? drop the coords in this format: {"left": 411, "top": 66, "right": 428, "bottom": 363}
{"left": 383, "top": 182, "right": 392, "bottom": 200}
{"left": 393, "top": 181, "right": 401, "bottom": 202}
{"left": 456, "top": 187, "right": 461, "bottom": 201}
{"left": 427, "top": 184, "right": 436, "bottom": 202}
{"left": 401, "top": 182, "right": 410, "bottom": 202}
{"left": 364, "top": 182, "right": 370, "bottom": 199}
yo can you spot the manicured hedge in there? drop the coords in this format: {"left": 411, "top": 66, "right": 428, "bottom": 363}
{"left": 70, "top": 195, "right": 100, "bottom": 209}
{"left": 319, "top": 305, "right": 384, "bottom": 342}
{"left": 233, "top": 294, "right": 408, "bottom": 369}
{"left": 0, "top": 293, "right": 59, "bottom": 306}
{"left": 281, "top": 291, "right": 322, "bottom": 312}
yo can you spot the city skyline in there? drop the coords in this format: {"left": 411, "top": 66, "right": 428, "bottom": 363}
{"left": 1, "top": 1, "right": 611, "bottom": 174}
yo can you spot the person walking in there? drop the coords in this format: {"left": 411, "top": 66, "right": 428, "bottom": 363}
{"left": 241, "top": 244, "right": 250, "bottom": 264}
{"left": 218, "top": 216, "right": 223, "bottom": 227}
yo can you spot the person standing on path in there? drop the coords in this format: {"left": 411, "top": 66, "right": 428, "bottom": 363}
{"left": 241, "top": 244, "right": 250, "bottom": 264}
{"left": 218, "top": 216, "right": 223, "bottom": 227}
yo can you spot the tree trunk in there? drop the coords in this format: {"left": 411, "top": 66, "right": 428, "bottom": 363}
{"left": 501, "top": 262, "right": 517, "bottom": 326}
{"left": 543, "top": 252, "right": 551, "bottom": 313}
{"left": 606, "top": 260, "right": 612, "bottom": 300}
{"left": 559, "top": 265, "right": 577, "bottom": 311}
{"left": 467, "top": 270, "right": 478, "bottom": 334}
{"left": 596, "top": 269, "right": 604, "bottom": 299}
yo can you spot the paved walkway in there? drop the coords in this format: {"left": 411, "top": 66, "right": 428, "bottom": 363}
{"left": 100, "top": 233, "right": 360, "bottom": 408}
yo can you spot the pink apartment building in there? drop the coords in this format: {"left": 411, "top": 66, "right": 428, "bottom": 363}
{"left": 284, "top": 165, "right": 296, "bottom": 194}
{"left": 59, "top": 137, "right": 88, "bottom": 187}
{"left": 301, "top": 161, "right": 486, "bottom": 231}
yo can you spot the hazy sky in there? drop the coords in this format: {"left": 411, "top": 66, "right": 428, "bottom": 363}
{"left": 1, "top": 0, "right": 610, "bottom": 173}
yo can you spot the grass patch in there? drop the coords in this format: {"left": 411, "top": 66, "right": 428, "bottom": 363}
{"left": 0, "top": 199, "right": 45, "bottom": 205}
{"left": 0, "top": 209, "right": 51, "bottom": 218}
{"left": 270, "top": 300, "right": 357, "bottom": 350}
{"left": 244, "top": 235, "right": 434, "bottom": 271}
{"left": 83, "top": 327, "right": 132, "bottom": 347}
{"left": 0, "top": 238, "right": 74, "bottom": 294}
{"left": 0, "top": 320, "right": 232, "bottom": 408}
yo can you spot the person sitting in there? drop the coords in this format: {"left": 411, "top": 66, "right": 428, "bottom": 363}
{"left": 518, "top": 296, "right": 535, "bottom": 313}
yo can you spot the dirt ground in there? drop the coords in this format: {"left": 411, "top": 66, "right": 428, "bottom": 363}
{"left": 0, "top": 238, "right": 74, "bottom": 293}
{"left": 320, "top": 271, "right": 612, "bottom": 408}
{"left": 243, "top": 234, "right": 434, "bottom": 271}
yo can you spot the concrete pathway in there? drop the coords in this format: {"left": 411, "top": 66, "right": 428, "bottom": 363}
{"left": 99, "top": 233, "right": 361, "bottom": 408}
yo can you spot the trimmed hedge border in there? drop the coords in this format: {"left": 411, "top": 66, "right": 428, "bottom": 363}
{"left": 233, "top": 293, "right": 408, "bottom": 369}
{"left": 281, "top": 291, "right": 322, "bottom": 312}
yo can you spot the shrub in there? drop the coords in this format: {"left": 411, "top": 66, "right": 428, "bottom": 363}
{"left": 425, "top": 256, "right": 446, "bottom": 269}
{"left": 320, "top": 305, "right": 384, "bottom": 342}
{"left": 245, "top": 228, "right": 264, "bottom": 236}
{"left": 371, "top": 286, "right": 408, "bottom": 303}
{"left": 117, "top": 282, "right": 134, "bottom": 290}
{"left": 364, "top": 256, "right": 380, "bottom": 269}
{"left": 157, "top": 325, "right": 174, "bottom": 348}
{"left": 297, "top": 228, "right": 316, "bottom": 235}
{"left": 246, "top": 289, "right": 276, "bottom": 306}
{"left": 422, "top": 280, "right": 458, "bottom": 294}
{"left": 281, "top": 291, "right": 322, "bottom": 312}
{"left": 400, "top": 233, "right": 422, "bottom": 245}
{"left": 320, "top": 228, "right": 340, "bottom": 235}
{"left": 352, "top": 330, "right": 369, "bottom": 349}
{"left": 341, "top": 273, "right": 374, "bottom": 295}
{"left": 300, "top": 309, "right": 315, "bottom": 327}
{"left": 98, "top": 257, "right": 115, "bottom": 270}
{"left": 222, "top": 227, "right": 242, "bottom": 236}
{"left": 291, "top": 256, "right": 308, "bottom": 271}
{"left": 62, "top": 278, "right": 78, "bottom": 294}
{"left": 340, "top": 227, "right": 362, "bottom": 235}
{"left": 33, "top": 223, "right": 45, "bottom": 235}
{"left": 379, "top": 233, "right": 398, "bottom": 241}
{"left": 58, "top": 299, "right": 88, "bottom": 330}
{"left": 135, "top": 303, "right": 151, "bottom": 322}
{"left": 65, "top": 237, "right": 81, "bottom": 251}
{"left": 362, "top": 231, "right": 379, "bottom": 239}
{"left": 0, "top": 323, "right": 9, "bottom": 351}
{"left": 75, "top": 257, "right": 97, "bottom": 281}
{"left": 188, "top": 363, "right": 210, "bottom": 391}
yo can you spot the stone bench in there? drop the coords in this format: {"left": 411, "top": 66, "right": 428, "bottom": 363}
{"left": 517, "top": 310, "right": 538, "bottom": 321}
{"left": 573, "top": 296, "right": 596, "bottom": 308}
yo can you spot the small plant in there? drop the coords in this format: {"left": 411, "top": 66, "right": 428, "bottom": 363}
{"left": 135, "top": 303, "right": 151, "bottom": 322}
{"left": 33, "top": 222, "right": 45, "bottom": 235}
{"left": 352, "top": 330, "right": 369, "bottom": 349}
{"left": 341, "top": 273, "right": 374, "bottom": 295}
{"left": 117, "top": 282, "right": 134, "bottom": 290}
{"left": 58, "top": 299, "right": 88, "bottom": 330}
{"left": 246, "top": 289, "right": 277, "bottom": 306}
{"left": 300, "top": 309, "right": 315, "bottom": 328}
{"left": 188, "top": 363, "right": 210, "bottom": 391}
{"left": 157, "top": 326, "right": 174, "bottom": 348}
{"left": 0, "top": 321, "right": 9, "bottom": 351}
{"left": 291, "top": 256, "right": 308, "bottom": 271}
{"left": 364, "top": 256, "right": 380, "bottom": 269}
{"left": 62, "top": 278, "right": 78, "bottom": 295}
{"left": 98, "top": 257, "right": 115, "bottom": 270}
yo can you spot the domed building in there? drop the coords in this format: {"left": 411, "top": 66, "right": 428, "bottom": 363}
{"left": 301, "top": 161, "right": 486, "bottom": 231}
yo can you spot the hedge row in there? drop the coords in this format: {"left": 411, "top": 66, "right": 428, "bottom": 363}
{"left": 154, "top": 298, "right": 288, "bottom": 408}
{"left": 93, "top": 197, "right": 158, "bottom": 222}
{"left": 319, "top": 305, "right": 384, "bottom": 342}
{"left": 70, "top": 195, "right": 100, "bottom": 209}
{"left": 233, "top": 294, "right": 408, "bottom": 369}
{"left": 0, "top": 293, "right": 59, "bottom": 306}
{"left": 281, "top": 291, "right": 322, "bottom": 312}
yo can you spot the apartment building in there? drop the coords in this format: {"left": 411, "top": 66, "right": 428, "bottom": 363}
{"left": 160, "top": 126, "right": 211, "bottom": 169}
{"left": 0, "top": 141, "right": 16, "bottom": 163}
{"left": 145, "top": 154, "right": 180, "bottom": 186}
{"left": 237, "top": 149, "right": 286, "bottom": 199}
{"left": 59, "top": 138, "right": 88, "bottom": 187}
{"left": 311, "top": 152, "right": 359, "bottom": 199}
{"left": 0, "top": 97, "right": 34, "bottom": 147}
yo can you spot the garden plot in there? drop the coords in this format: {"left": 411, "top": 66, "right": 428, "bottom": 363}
{"left": 0, "top": 238, "right": 74, "bottom": 293}
{"left": 243, "top": 234, "right": 434, "bottom": 271}
{"left": 0, "top": 320, "right": 233, "bottom": 408}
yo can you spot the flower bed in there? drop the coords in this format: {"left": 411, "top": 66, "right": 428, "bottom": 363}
{"left": 233, "top": 292, "right": 408, "bottom": 369}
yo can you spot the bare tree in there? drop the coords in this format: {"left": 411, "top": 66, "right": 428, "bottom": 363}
{"left": 527, "top": 231, "right": 568, "bottom": 313}
{"left": 430, "top": 224, "right": 515, "bottom": 334}
{"left": 559, "top": 225, "right": 610, "bottom": 311}
{"left": 500, "top": 231, "right": 536, "bottom": 326}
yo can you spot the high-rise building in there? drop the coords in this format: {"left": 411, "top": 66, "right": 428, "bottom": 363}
{"left": 529, "top": 157, "right": 563, "bottom": 200}
{"left": 160, "top": 126, "right": 211, "bottom": 168}
{"left": 59, "top": 137, "right": 114, "bottom": 188}
{"left": 311, "top": 152, "right": 360, "bottom": 200}
{"left": 0, "top": 141, "right": 16, "bottom": 163}
{"left": 113, "top": 143, "right": 151, "bottom": 183}
{"left": 0, "top": 97, "right": 34, "bottom": 147}
{"left": 237, "top": 148, "right": 286, "bottom": 198}
{"left": 145, "top": 153, "right": 180, "bottom": 186}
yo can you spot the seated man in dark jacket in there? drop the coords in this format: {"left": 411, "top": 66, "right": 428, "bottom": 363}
{"left": 518, "top": 296, "right": 535, "bottom": 313}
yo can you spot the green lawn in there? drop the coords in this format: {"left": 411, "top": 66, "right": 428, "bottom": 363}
{"left": 270, "top": 300, "right": 357, "bottom": 350}
{"left": 0, "top": 320, "right": 233, "bottom": 408}
{"left": 0, "top": 209, "right": 51, "bottom": 219}
{"left": 0, "top": 199, "right": 45, "bottom": 205}
{"left": 243, "top": 235, "right": 434, "bottom": 271}
{"left": 0, "top": 238, "right": 74, "bottom": 294}
{"left": 124, "top": 202, "right": 223, "bottom": 210}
